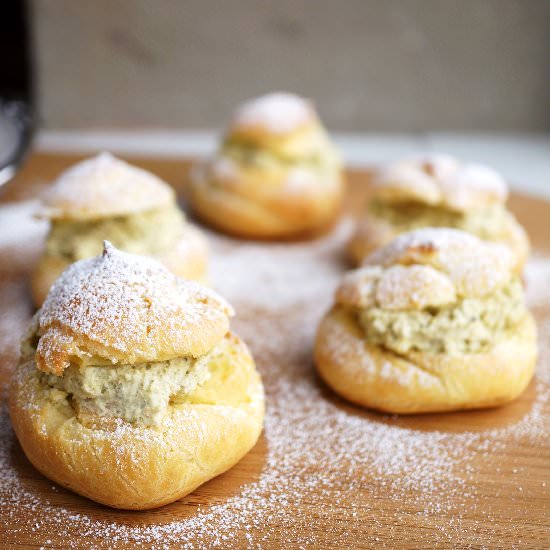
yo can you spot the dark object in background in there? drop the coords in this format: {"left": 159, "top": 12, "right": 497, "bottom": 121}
{"left": 0, "top": 0, "right": 33, "bottom": 187}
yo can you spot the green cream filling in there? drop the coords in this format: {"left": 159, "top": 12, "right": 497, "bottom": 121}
{"left": 221, "top": 134, "right": 340, "bottom": 175}
{"left": 45, "top": 203, "right": 184, "bottom": 262}
{"left": 358, "top": 278, "right": 526, "bottom": 355}
{"left": 369, "top": 200, "right": 510, "bottom": 241}
{"left": 41, "top": 353, "right": 213, "bottom": 425}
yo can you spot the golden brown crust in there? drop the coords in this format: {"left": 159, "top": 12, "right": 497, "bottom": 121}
{"left": 33, "top": 152, "right": 211, "bottom": 305}
{"left": 348, "top": 154, "right": 530, "bottom": 271}
{"left": 348, "top": 210, "right": 530, "bottom": 273}
{"left": 40, "top": 153, "right": 175, "bottom": 221}
{"left": 373, "top": 154, "right": 508, "bottom": 212}
{"left": 31, "top": 223, "right": 209, "bottom": 307}
{"left": 314, "top": 306, "right": 537, "bottom": 414}
{"left": 9, "top": 332, "right": 265, "bottom": 510}
{"left": 362, "top": 228, "right": 513, "bottom": 299}
{"left": 319, "top": 228, "right": 536, "bottom": 413}
{"left": 187, "top": 160, "right": 344, "bottom": 239}
{"left": 35, "top": 243, "right": 231, "bottom": 375}
{"left": 337, "top": 264, "right": 457, "bottom": 311}
{"left": 187, "top": 93, "right": 344, "bottom": 239}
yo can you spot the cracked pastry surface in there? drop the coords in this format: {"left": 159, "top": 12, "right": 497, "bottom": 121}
{"left": 10, "top": 243, "right": 264, "bottom": 509}
{"left": 187, "top": 92, "right": 344, "bottom": 238}
{"left": 32, "top": 153, "right": 209, "bottom": 306}
{"left": 348, "top": 153, "right": 529, "bottom": 271}
{"left": 317, "top": 228, "right": 537, "bottom": 414}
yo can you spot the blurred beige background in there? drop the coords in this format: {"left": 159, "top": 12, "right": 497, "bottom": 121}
{"left": 31, "top": 0, "right": 550, "bottom": 132}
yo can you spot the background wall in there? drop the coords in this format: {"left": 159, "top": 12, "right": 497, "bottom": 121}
{"left": 31, "top": 0, "right": 550, "bottom": 132}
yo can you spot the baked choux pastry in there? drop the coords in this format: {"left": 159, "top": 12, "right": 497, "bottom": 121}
{"left": 10, "top": 242, "right": 264, "bottom": 510}
{"left": 188, "top": 92, "right": 344, "bottom": 238}
{"left": 316, "top": 228, "right": 537, "bottom": 414}
{"left": 348, "top": 154, "right": 529, "bottom": 271}
{"left": 31, "top": 152, "right": 209, "bottom": 306}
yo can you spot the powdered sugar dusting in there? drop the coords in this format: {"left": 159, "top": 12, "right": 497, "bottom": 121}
{"left": 1, "top": 200, "right": 549, "bottom": 548}
{"left": 364, "top": 227, "right": 513, "bottom": 298}
{"left": 40, "top": 153, "right": 175, "bottom": 220}
{"left": 209, "top": 218, "right": 353, "bottom": 311}
{"left": 0, "top": 200, "right": 47, "bottom": 274}
{"left": 440, "top": 162, "right": 508, "bottom": 211}
{"left": 0, "top": 201, "right": 43, "bottom": 357}
{"left": 375, "top": 264, "right": 456, "bottom": 310}
{"left": 0, "top": 200, "right": 47, "bottom": 250}
{"left": 377, "top": 153, "right": 508, "bottom": 210}
{"left": 231, "top": 92, "right": 315, "bottom": 134}
{"left": 37, "top": 242, "right": 233, "bottom": 374}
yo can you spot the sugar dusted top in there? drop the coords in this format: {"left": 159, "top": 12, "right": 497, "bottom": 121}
{"left": 41, "top": 152, "right": 175, "bottom": 221}
{"left": 35, "top": 242, "right": 233, "bottom": 375}
{"left": 230, "top": 92, "right": 317, "bottom": 134}
{"left": 339, "top": 228, "right": 515, "bottom": 310}
{"left": 374, "top": 153, "right": 508, "bottom": 211}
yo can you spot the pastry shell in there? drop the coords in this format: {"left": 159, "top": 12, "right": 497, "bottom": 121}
{"left": 10, "top": 332, "right": 264, "bottom": 509}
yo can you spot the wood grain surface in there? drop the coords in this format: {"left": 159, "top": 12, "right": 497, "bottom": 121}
{"left": 0, "top": 153, "right": 549, "bottom": 549}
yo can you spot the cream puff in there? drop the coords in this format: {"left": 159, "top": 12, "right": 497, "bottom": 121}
{"left": 348, "top": 154, "right": 529, "bottom": 271}
{"left": 187, "top": 92, "right": 344, "bottom": 238}
{"left": 32, "top": 152, "right": 208, "bottom": 306}
{"left": 10, "top": 242, "right": 264, "bottom": 509}
{"left": 316, "top": 228, "right": 537, "bottom": 414}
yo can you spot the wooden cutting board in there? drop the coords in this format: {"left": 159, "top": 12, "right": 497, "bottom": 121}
{"left": 1, "top": 153, "right": 549, "bottom": 549}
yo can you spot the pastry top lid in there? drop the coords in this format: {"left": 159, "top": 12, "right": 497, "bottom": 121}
{"left": 229, "top": 92, "right": 318, "bottom": 136}
{"left": 337, "top": 228, "right": 514, "bottom": 311}
{"left": 40, "top": 153, "right": 175, "bottom": 221}
{"left": 34, "top": 242, "right": 233, "bottom": 375}
{"left": 373, "top": 153, "right": 508, "bottom": 212}
{"left": 221, "top": 92, "right": 338, "bottom": 161}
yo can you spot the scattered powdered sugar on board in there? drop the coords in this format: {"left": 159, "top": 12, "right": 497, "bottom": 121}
{"left": 208, "top": 218, "right": 354, "bottom": 312}
{"left": 1, "top": 200, "right": 549, "bottom": 548}
{"left": 0, "top": 280, "right": 33, "bottom": 362}
{"left": 0, "top": 200, "right": 47, "bottom": 268}
{"left": 0, "top": 201, "right": 44, "bottom": 357}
